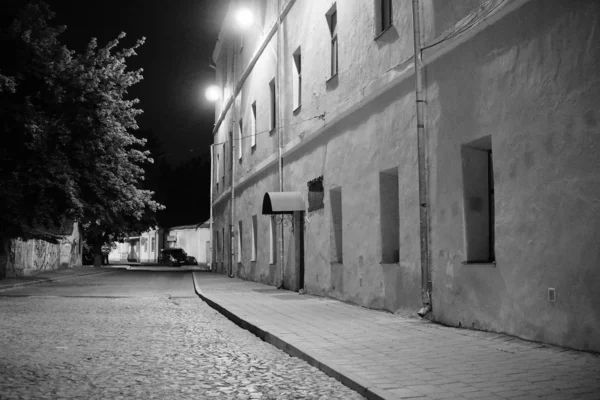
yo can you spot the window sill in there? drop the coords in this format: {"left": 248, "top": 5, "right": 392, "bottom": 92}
{"left": 374, "top": 25, "right": 393, "bottom": 41}
{"left": 326, "top": 73, "right": 338, "bottom": 84}
{"left": 461, "top": 260, "right": 496, "bottom": 267}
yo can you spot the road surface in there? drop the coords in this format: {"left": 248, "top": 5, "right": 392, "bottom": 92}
{"left": 0, "top": 270, "right": 364, "bottom": 400}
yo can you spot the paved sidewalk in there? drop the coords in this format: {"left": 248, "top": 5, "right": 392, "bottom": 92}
{"left": 193, "top": 272, "right": 600, "bottom": 400}
{"left": 0, "top": 267, "right": 118, "bottom": 291}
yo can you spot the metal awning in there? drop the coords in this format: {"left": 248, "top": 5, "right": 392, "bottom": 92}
{"left": 262, "top": 192, "right": 305, "bottom": 215}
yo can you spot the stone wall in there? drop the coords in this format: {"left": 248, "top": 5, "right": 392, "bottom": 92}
{"left": 5, "top": 223, "right": 82, "bottom": 277}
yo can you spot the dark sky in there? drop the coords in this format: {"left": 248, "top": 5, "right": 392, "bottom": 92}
{"left": 38, "top": 0, "right": 226, "bottom": 165}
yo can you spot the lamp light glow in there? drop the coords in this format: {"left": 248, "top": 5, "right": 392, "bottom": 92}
{"left": 235, "top": 7, "right": 254, "bottom": 29}
{"left": 205, "top": 85, "right": 220, "bottom": 102}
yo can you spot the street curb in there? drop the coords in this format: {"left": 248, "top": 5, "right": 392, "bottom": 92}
{"left": 0, "top": 270, "right": 117, "bottom": 292}
{"left": 191, "top": 272, "right": 392, "bottom": 400}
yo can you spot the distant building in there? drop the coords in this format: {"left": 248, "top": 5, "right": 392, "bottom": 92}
{"left": 108, "top": 221, "right": 211, "bottom": 265}
{"left": 209, "top": 0, "right": 600, "bottom": 352}
{"left": 108, "top": 228, "right": 162, "bottom": 263}
{"left": 164, "top": 222, "right": 211, "bottom": 264}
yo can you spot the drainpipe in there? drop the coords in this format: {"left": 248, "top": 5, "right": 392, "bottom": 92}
{"left": 229, "top": 128, "right": 235, "bottom": 278}
{"left": 209, "top": 143, "right": 214, "bottom": 271}
{"left": 276, "top": 0, "right": 285, "bottom": 289}
{"left": 412, "top": 0, "right": 432, "bottom": 317}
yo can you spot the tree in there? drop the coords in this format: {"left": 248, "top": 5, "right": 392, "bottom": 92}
{"left": 0, "top": 2, "right": 163, "bottom": 273}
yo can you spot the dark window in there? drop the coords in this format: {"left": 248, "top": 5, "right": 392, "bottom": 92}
{"left": 326, "top": 5, "right": 338, "bottom": 77}
{"left": 269, "top": 79, "right": 276, "bottom": 132}
{"left": 376, "top": 0, "right": 392, "bottom": 35}
{"left": 462, "top": 136, "right": 495, "bottom": 263}
{"left": 308, "top": 176, "right": 324, "bottom": 212}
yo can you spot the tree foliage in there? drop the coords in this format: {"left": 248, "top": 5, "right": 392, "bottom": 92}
{"left": 0, "top": 2, "right": 163, "bottom": 267}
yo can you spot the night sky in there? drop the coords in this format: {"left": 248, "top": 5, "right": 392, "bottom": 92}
{"left": 4, "top": 0, "right": 226, "bottom": 165}
{"left": 1, "top": 0, "right": 228, "bottom": 226}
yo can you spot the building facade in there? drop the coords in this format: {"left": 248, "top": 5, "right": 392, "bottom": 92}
{"left": 109, "top": 229, "right": 163, "bottom": 263}
{"left": 164, "top": 222, "right": 211, "bottom": 264}
{"left": 210, "top": 0, "right": 600, "bottom": 352}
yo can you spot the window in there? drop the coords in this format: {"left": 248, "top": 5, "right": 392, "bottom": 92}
{"left": 251, "top": 102, "right": 257, "bottom": 148}
{"left": 255, "top": 0, "right": 266, "bottom": 28}
{"left": 269, "top": 79, "right": 276, "bottom": 132}
{"left": 213, "top": 230, "right": 219, "bottom": 262}
{"left": 326, "top": 5, "right": 338, "bottom": 77}
{"left": 151, "top": 237, "right": 155, "bottom": 252}
{"left": 269, "top": 217, "right": 277, "bottom": 264}
{"left": 251, "top": 215, "right": 257, "bottom": 261}
{"left": 380, "top": 168, "right": 399, "bottom": 263}
{"left": 216, "top": 153, "right": 220, "bottom": 187}
{"left": 308, "top": 176, "right": 324, "bottom": 212}
{"left": 238, "top": 119, "right": 243, "bottom": 160}
{"left": 462, "top": 136, "right": 495, "bottom": 263}
{"left": 222, "top": 228, "right": 225, "bottom": 265}
{"left": 292, "top": 47, "right": 302, "bottom": 110}
{"left": 375, "top": 0, "right": 392, "bottom": 36}
{"left": 330, "top": 186, "right": 343, "bottom": 263}
{"left": 237, "top": 221, "right": 242, "bottom": 263}
{"left": 222, "top": 142, "right": 226, "bottom": 181}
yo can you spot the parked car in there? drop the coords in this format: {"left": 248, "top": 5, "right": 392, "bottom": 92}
{"left": 159, "top": 248, "right": 188, "bottom": 266}
{"left": 185, "top": 255, "right": 198, "bottom": 265}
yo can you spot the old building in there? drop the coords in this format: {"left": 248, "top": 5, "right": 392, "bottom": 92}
{"left": 209, "top": 0, "right": 600, "bottom": 352}
{"left": 164, "top": 222, "right": 212, "bottom": 265}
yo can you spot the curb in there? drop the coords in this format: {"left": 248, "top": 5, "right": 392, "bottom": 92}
{"left": 0, "top": 270, "right": 117, "bottom": 292}
{"left": 191, "top": 272, "right": 392, "bottom": 400}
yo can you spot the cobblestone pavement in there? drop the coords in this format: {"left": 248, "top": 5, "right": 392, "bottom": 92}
{"left": 0, "top": 295, "right": 365, "bottom": 400}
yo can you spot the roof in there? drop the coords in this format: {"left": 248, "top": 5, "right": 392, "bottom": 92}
{"left": 262, "top": 192, "right": 305, "bottom": 215}
{"left": 168, "top": 224, "right": 202, "bottom": 231}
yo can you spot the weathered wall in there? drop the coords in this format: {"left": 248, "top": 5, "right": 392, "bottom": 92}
{"left": 214, "top": 0, "right": 423, "bottom": 311}
{"left": 427, "top": 0, "right": 600, "bottom": 351}
{"left": 8, "top": 223, "right": 82, "bottom": 277}
{"left": 211, "top": 0, "right": 600, "bottom": 351}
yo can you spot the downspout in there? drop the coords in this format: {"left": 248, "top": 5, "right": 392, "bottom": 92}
{"left": 412, "top": 0, "right": 432, "bottom": 317}
{"left": 209, "top": 143, "right": 214, "bottom": 271}
{"left": 229, "top": 129, "right": 235, "bottom": 278}
{"left": 277, "top": 0, "right": 285, "bottom": 289}
{"left": 229, "top": 27, "right": 241, "bottom": 279}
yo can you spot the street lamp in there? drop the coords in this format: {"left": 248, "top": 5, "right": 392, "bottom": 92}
{"left": 205, "top": 85, "right": 220, "bottom": 102}
{"left": 235, "top": 7, "right": 254, "bottom": 30}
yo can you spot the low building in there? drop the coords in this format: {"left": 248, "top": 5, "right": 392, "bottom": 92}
{"left": 107, "top": 221, "right": 211, "bottom": 265}
{"left": 108, "top": 229, "right": 163, "bottom": 263}
{"left": 163, "top": 221, "right": 211, "bottom": 264}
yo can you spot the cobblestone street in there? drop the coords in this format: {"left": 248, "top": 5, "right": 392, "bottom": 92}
{"left": 0, "top": 272, "right": 364, "bottom": 400}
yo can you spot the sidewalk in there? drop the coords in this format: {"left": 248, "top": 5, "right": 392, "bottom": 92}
{"left": 192, "top": 272, "right": 600, "bottom": 400}
{"left": 0, "top": 266, "right": 118, "bottom": 291}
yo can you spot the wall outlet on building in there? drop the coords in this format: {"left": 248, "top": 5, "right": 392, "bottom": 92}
{"left": 548, "top": 288, "right": 556, "bottom": 303}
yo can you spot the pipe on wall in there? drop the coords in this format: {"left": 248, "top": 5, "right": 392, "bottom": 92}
{"left": 277, "top": 0, "right": 285, "bottom": 289}
{"left": 412, "top": 0, "right": 432, "bottom": 313}
{"left": 209, "top": 144, "right": 214, "bottom": 271}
